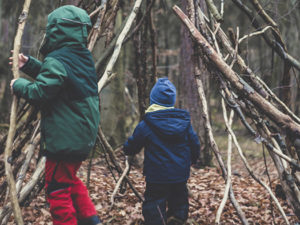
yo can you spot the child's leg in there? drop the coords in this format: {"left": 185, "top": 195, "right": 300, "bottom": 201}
{"left": 142, "top": 183, "right": 168, "bottom": 225}
{"left": 45, "top": 158, "right": 78, "bottom": 225}
{"left": 71, "top": 178, "right": 101, "bottom": 224}
{"left": 167, "top": 182, "right": 189, "bottom": 223}
{"left": 45, "top": 158, "right": 101, "bottom": 225}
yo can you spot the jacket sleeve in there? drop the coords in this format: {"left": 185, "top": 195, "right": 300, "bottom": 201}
{"left": 20, "top": 56, "right": 43, "bottom": 79}
{"left": 188, "top": 124, "right": 200, "bottom": 164}
{"left": 13, "top": 57, "right": 67, "bottom": 104}
{"left": 123, "top": 122, "right": 146, "bottom": 156}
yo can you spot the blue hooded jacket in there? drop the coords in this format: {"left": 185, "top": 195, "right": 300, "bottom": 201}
{"left": 123, "top": 108, "right": 200, "bottom": 183}
{"left": 124, "top": 78, "right": 200, "bottom": 183}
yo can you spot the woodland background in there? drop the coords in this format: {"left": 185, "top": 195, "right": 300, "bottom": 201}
{"left": 0, "top": 0, "right": 300, "bottom": 224}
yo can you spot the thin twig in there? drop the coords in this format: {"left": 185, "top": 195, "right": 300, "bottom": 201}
{"left": 110, "top": 156, "right": 129, "bottom": 207}
{"left": 157, "top": 205, "right": 167, "bottom": 225}
{"left": 229, "top": 27, "right": 239, "bottom": 68}
{"left": 249, "top": 0, "right": 277, "bottom": 28}
{"left": 98, "top": 127, "right": 144, "bottom": 202}
{"left": 86, "top": 143, "right": 97, "bottom": 189}
{"left": 89, "top": 4, "right": 105, "bottom": 18}
{"left": 215, "top": 102, "right": 234, "bottom": 225}
{"left": 263, "top": 146, "right": 276, "bottom": 224}
{"left": 238, "top": 26, "right": 273, "bottom": 44}
{"left": 255, "top": 75, "right": 300, "bottom": 124}
{"left": 220, "top": 0, "right": 224, "bottom": 17}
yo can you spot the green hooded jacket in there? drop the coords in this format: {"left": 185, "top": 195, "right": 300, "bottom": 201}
{"left": 13, "top": 5, "right": 100, "bottom": 160}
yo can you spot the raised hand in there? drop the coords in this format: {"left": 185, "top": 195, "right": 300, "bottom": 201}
{"left": 9, "top": 50, "right": 28, "bottom": 69}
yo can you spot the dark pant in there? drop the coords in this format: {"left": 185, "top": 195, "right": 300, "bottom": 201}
{"left": 45, "top": 158, "right": 101, "bottom": 225}
{"left": 142, "top": 182, "right": 189, "bottom": 225}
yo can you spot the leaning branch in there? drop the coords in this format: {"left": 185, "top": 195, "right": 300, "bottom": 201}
{"left": 195, "top": 77, "right": 249, "bottom": 225}
{"left": 15, "top": 131, "right": 40, "bottom": 193}
{"left": 110, "top": 156, "right": 129, "bottom": 207}
{"left": 249, "top": 0, "right": 277, "bottom": 28}
{"left": 87, "top": 0, "right": 107, "bottom": 51}
{"left": 173, "top": 5, "right": 300, "bottom": 140}
{"left": 98, "top": 126, "right": 144, "bottom": 202}
{"left": 98, "top": 0, "right": 144, "bottom": 92}
{"left": 4, "top": 1, "right": 31, "bottom": 224}
{"left": 215, "top": 103, "right": 234, "bottom": 225}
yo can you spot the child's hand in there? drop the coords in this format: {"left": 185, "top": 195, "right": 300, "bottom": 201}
{"left": 10, "top": 79, "right": 17, "bottom": 94}
{"left": 9, "top": 50, "right": 28, "bottom": 69}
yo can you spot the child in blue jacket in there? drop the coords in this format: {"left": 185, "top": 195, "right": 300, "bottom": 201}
{"left": 123, "top": 78, "right": 200, "bottom": 225}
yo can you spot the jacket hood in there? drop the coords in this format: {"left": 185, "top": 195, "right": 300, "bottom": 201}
{"left": 40, "top": 5, "right": 92, "bottom": 55}
{"left": 144, "top": 109, "right": 190, "bottom": 139}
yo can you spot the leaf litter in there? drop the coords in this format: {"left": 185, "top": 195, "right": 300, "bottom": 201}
{"left": 3, "top": 154, "right": 299, "bottom": 225}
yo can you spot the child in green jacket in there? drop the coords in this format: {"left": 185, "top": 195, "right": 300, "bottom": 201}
{"left": 10, "top": 5, "right": 101, "bottom": 225}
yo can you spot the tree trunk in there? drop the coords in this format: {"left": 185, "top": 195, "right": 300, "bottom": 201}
{"left": 179, "top": 0, "right": 212, "bottom": 166}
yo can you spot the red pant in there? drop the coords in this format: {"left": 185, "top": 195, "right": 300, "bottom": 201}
{"left": 45, "top": 158, "right": 98, "bottom": 225}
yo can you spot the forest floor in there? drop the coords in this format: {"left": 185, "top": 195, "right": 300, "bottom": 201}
{"left": 2, "top": 130, "right": 300, "bottom": 224}
{"left": 9, "top": 150, "right": 300, "bottom": 224}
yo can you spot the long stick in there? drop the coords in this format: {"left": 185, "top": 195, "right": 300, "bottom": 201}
{"left": 195, "top": 77, "right": 249, "bottom": 225}
{"left": 110, "top": 156, "right": 129, "bottom": 207}
{"left": 97, "top": 0, "right": 143, "bottom": 92}
{"left": 4, "top": 1, "right": 31, "bottom": 224}
{"left": 215, "top": 103, "right": 234, "bottom": 224}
